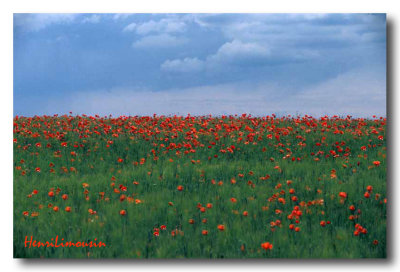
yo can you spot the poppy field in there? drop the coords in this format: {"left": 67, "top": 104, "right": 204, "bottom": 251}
{"left": 13, "top": 114, "right": 386, "bottom": 258}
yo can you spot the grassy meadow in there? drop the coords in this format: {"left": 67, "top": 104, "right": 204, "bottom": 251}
{"left": 13, "top": 114, "right": 386, "bottom": 258}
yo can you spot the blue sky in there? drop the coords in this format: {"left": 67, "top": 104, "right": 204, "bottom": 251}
{"left": 13, "top": 13, "right": 386, "bottom": 117}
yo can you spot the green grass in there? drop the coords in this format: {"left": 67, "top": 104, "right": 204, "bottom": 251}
{"left": 13, "top": 115, "right": 386, "bottom": 258}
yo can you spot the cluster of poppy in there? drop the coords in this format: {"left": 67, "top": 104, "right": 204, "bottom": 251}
{"left": 14, "top": 115, "right": 385, "bottom": 171}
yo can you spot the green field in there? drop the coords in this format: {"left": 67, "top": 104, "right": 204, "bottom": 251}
{"left": 13, "top": 115, "right": 386, "bottom": 258}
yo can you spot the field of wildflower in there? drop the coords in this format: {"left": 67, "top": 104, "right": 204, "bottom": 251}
{"left": 13, "top": 114, "right": 386, "bottom": 258}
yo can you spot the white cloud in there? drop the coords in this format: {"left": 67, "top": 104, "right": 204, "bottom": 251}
{"left": 207, "top": 39, "right": 270, "bottom": 63}
{"left": 132, "top": 34, "right": 187, "bottom": 48}
{"left": 161, "top": 58, "right": 205, "bottom": 73}
{"left": 138, "top": 18, "right": 186, "bottom": 34}
{"left": 123, "top": 22, "right": 137, "bottom": 32}
{"left": 160, "top": 40, "right": 273, "bottom": 72}
{"left": 124, "top": 17, "right": 188, "bottom": 49}
{"left": 113, "top": 14, "right": 133, "bottom": 21}
{"left": 123, "top": 17, "right": 186, "bottom": 34}
{"left": 190, "top": 14, "right": 385, "bottom": 50}
{"left": 82, "top": 14, "right": 101, "bottom": 24}
{"left": 14, "top": 13, "right": 78, "bottom": 31}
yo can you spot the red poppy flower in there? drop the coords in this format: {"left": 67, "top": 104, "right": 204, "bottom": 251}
{"left": 338, "top": 192, "right": 347, "bottom": 198}
{"left": 261, "top": 242, "right": 273, "bottom": 250}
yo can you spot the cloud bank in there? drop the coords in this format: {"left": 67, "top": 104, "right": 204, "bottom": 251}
{"left": 14, "top": 13, "right": 78, "bottom": 31}
{"left": 29, "top": 68, "right": 385, "bottom": 118}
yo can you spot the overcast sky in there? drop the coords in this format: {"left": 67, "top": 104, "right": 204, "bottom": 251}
{"left": 13, "top": 13, "right": 386, "bottom": 117}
